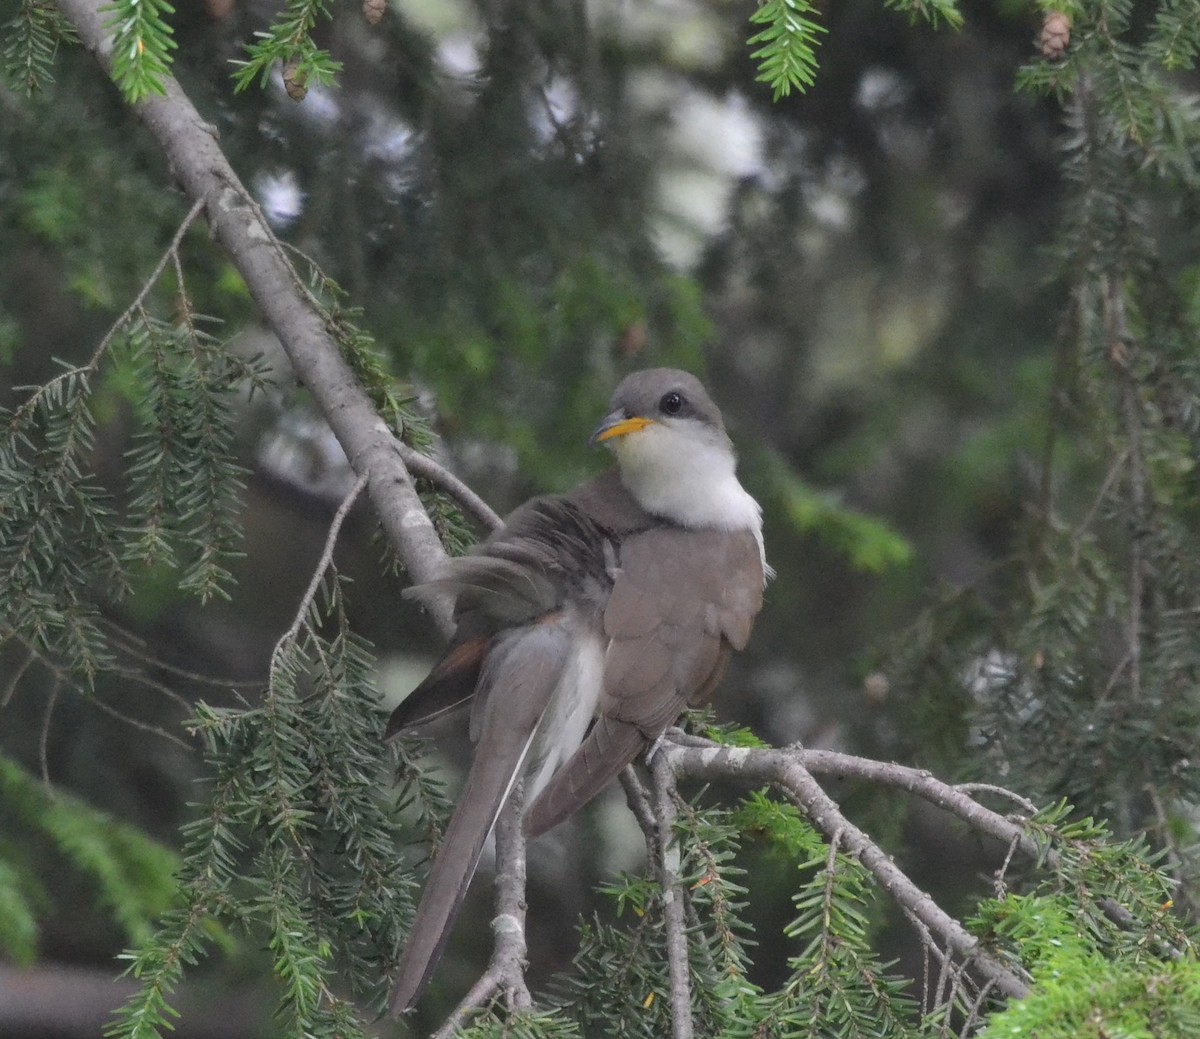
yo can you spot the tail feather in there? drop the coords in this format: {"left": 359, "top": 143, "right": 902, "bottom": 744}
{"left": 522, "top": 717, "right": 646, "bottom": 839}
{"left": 387, "top": 623, "right": 570, "bottom": 1015}
{"left": 387, "top": 725, "right": 537, "bottom": 1015}
{"left": 383, "top": 632, "right": 488, "bottom": 740}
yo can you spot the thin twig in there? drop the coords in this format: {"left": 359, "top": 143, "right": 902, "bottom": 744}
{"left": 1105, "top": 272, "right": 1146, "bottom": 701}
{"left": 952, "top": 782, "right": 1037, "bottom": 816}
{"left": 98, "top": 617, "right": 261, "bottom": 690}
{"left": 9, "top": 198, "right": 206, "bottom": 424}
{"left": 1146, "top": 783, "right": 1186, "bottom": 889}
{"left": 619, "top": 765, "right": 657, "bottom": 838}
{"left": 0, "top": 642, "right": 34, "bottom": 710}
{"left": 395, "top": 441, "right": 503, "bottom": 533}
{"left": 39, "top": 676, "right": 60, "bottom": 789}
{"left": 105, "top": 665, "right": 194, "bottom": 714}
{"left": 993, "top": 834, "right": 1021, "bottom": 899}
{"left": 14, "top": 636, "right": 191, "bottom": 750}
{"left": 959, "top": 977, "right": 998, "bottom": 1038}
{"left": 1069, "top": 448, "right": 1128, "bottom": 564}
{"left": 267, "top": 471, "right": 368, "bottom": 690}
{"left": 651, "top": 754, "right": 694, "bottom": 1039}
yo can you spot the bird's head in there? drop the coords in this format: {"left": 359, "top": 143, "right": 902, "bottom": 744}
{"left": 591, "top": 368, "right": 754, "bottom": 530}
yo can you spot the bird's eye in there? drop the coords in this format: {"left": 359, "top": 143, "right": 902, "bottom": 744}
{"left": 659, "top": 391, "right": 685, "bottom": 416}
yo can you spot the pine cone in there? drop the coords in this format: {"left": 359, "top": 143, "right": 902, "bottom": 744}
{"left": 1041, "top": 11, "right": 1071, "bottom": 61}
{"left": 363, "top": 0, "right": 385, "bottom": 26}
{"left": 283, "top": 60, "right": 308, "bottom": 102}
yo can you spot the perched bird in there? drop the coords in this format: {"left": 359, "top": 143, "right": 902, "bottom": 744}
{"left": 384, "top": 368, "right": 768, "bottom": 1014}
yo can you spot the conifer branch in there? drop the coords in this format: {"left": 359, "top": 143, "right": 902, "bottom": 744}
{"left": 394, "top": 442, "right": 503, "bottom": 534}
{"left": 671, "top": 732, "right": 1041, "bottom": 858}
{"left": 55, "top": 0, "right": 455, "bottom": 632}
{"left": 267, "top": 470, "right": 367, "bottom": 692}
{"left": 664, "top": 736, "right": 1032, "bottom": 999}
{"left": 7, "top": 196, "right": 204, "bottom": 429}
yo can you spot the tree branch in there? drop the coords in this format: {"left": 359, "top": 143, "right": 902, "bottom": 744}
{"left": 663, "top": 737, "right": 1032, "bottom": 1000}
{"left": 1104, "top": 271, "right": 1146, "bottom": 702}
{"left": 431, "top": 783, "right": 531, "bottom": 1039}
{"left": 491, "top": 781, "right": 533, "bottom": 1010}
{"left": 651, "top": 755, "right": 694, "bottom": 1039}
{"left": 669, "top": 732, "right": 1042, "bottom": 861}
{"left": 55, "top": 0, "right": 454, "bottom": 633}
{"left": 395, "top": 442, "right": 504, "bottom": 533}
{"left": 267, "top": 471, "right": 367, "bottom": 691}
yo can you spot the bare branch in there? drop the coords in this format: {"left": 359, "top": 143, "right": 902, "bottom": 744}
{"left": 1104, "top": 270, "right": 1146, "bottom": 701}
{"left": 651, "top": 754, "right": 694, "bottom": 1039}
{"left": 669, "top": 733, "right": 1040, "bottom": 860}
{"left": 39, "top": 675, "right": 60, "bottom": 788}
{"left": 432, "top": 783, "right": 531, "bottom": 1038}
{"left": 268, "top": 471, "right": 367, "bottom": 690}
{"left": 97, "top": 618, "right": 262, "bottom": 692}
{"left": 491, "top": 782, "right": 533, "bottom": 1010}
{"left": 12, "top": 636, "right": 192, "bottom": 750}
{"left": 619, "top": 766, "right": 657, "bottom": 838}
{"left": 0, "top": 643, "right": 34, "bottom": 710}
{"left": 431, "top": 973, "right": 499, "bottom": 1039}
{"left": 395, "top": 442, "right": 503, "bottom": 533}
{"left": 664, "top": 738, "right": 1031, "bottom": 999}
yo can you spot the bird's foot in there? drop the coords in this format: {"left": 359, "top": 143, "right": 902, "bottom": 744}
{"left": 644, "top": 730, "right": 670, "bottom": 767}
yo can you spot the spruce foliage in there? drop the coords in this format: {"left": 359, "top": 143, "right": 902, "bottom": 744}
{"left": 107, "top": 571, "right": 447, "bottom": 1039}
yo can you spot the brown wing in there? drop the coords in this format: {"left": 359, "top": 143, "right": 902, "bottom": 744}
{"left": 383, "top": 491, "right": 617, "bottom": 741}
{"left": 522, "top": 526, "right": 763, "bottom": 837}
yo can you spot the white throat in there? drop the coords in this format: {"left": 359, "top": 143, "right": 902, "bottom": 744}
{"left": 610, "top": 421, "right": 770, "bottom": 579}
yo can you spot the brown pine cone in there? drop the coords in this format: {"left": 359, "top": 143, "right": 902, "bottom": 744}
{"left": 1041, "top": 11, "right": 1071, "bottom": 61}
{"left": 363, "top": 0, "right": 386, "bottom": 25}
{"left": 283, "top": 60, "right": 308, "bottom": 102}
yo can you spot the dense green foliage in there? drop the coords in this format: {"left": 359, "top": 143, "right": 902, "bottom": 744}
{"left": 888, "top": 0, "right": 1200, "bottom": 906}
{"left": 107, "top": 571, "right": 445, "bottom": 1039}
{"left": 975, "top": 806, "right": 1200, "bottom": 1037}
{"left": 0, "top": 754, "right": 179, "bottom": 964}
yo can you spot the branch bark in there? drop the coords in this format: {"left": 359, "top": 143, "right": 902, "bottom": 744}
{"left": 56, "top": 0, "right": 454, "bottom": 633}
{"left": 432, "top": 785, "right": 531, "bottom": 1038}
{"left": 651, "top": 755, "right": 695, "bottom": 1039}
{"left": 664, "top": 737, "right": 1033, "bottom": 1001}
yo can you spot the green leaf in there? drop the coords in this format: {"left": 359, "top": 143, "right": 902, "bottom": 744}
{"left": 101, "top": 0, "right": 177, "bottom": 103}
{"left": 747, "top": 0, "right": 827, "bottom": 100}
{"left": 762, "top": 451, "right": 913, "bottom": 573}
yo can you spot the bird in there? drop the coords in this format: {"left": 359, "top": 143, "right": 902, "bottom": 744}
{"left": 384, "top": 368, "right": 768, "bottom": 1015}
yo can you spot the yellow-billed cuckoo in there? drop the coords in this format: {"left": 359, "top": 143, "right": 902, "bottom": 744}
{"left": 384, "top": 368, "right": 768, "bottom": 1014}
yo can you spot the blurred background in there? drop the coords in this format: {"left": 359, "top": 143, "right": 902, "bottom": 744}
{"left": 3, "top": 0, "right": 1186, "bottom": 1033}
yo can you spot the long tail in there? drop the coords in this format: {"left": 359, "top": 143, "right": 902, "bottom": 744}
{"left": 388, "top": 623, "right": 570, "bottom": 1016}
{"left": 521, "top": 715, "right": 646, "bottom": 839}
